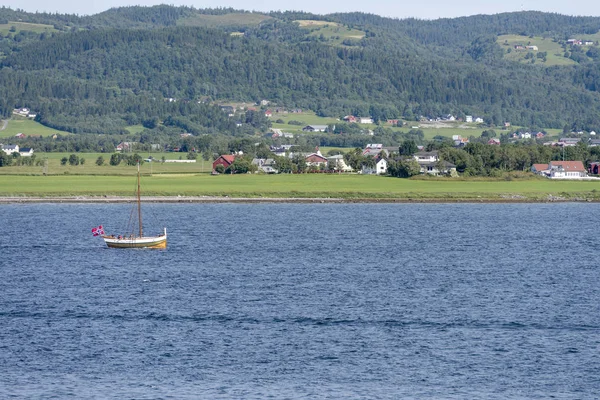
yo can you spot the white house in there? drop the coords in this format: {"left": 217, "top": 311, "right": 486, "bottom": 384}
{"left": 327, "top": 155, "right": 352, "bottom": 172}
{"left": 1, "top": 144, "right": 19, "bottom": 155}
{"left": 414, "top": 151, "right": 439, "bottom": 163}
{"left": 359, "top": 117, "right": 373, "bottom": 124}
{"left": 19, "top": 147, "right": 34, "bottom": 157}
{"left": 548, "top": 161, "right": 587, "bottom": 179}
{"left": 465, "top": 115, "right": 473, "bottom": 123}
{"left": 362, "top": 157, "right": 388, "bottom": 175}
{"left": 413, "top": 151, "right": 456, "bottom": 175}
{"left": 302, "top": 125, "right": 330, "bottom": 132}
{"left": 475, "top": 117, "right": 484, "bottom": 123}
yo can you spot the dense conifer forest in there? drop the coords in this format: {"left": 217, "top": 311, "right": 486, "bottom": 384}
{"left": 1, "top": 5, "right": 600, "bottom": 135}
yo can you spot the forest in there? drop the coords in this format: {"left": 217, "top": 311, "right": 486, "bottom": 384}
{"left": 1, "top": 6, "right": 600, "bottom": 141}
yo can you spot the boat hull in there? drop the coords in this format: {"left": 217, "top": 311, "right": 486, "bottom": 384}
{"left": 102, "top": 234, "right": 167, "bottom": 249}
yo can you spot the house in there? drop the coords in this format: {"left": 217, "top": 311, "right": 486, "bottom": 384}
{"left": 270, "top": 129, "right": 294, "bottom": 138}
{"left": 413, "top": 151, "right": 456, "bottom": 175}
{"left": 327, "top": 155, "right": 352, "bottom": 172}
{"left": 264, "top": 109, "right": 273, "bottom": 118}
{"left": 15, "top": 133, "right": 25, "bottom": 139}
{"left": 548, "top": 161, "right": 587, "bottom": 179}
{"left": 465, "top": 115, "right": 473, "bottom": 123}
{"left": 475, "top": 117, "right": 484, "bottom": 123}
{"left": 526, "top": 45, "right": 538, "bottom": 51}
{"left": 414, "top": 151, "right": 439, "bottom": 163}
{"left": 588, "top": 162, "right": 600, "bottom": 175}
{"left": 584, "top": 41, "right": 595, "bottom": 46}
{"left": 19, "top": 147, "right": 34, "bottom": 156}
{"left": 504, "top": 122, "right": 511, "bottom": 128}
{"left": 305, "top": 153, "right": 328, "bottom": 167}
{"left": 359, "top": 117, "right": 373, "bottom": 124}
{"left": 534, "top": 132, "right": 546, "bottom": 139}
{"left": 302, "top": 125, "right": 329, "bottom": 132}
{"left": 520, "top": 132, "right": 531, "bottom": 139}
{"left": 589, "top": 139, "right": 600, "bottom": 147}
{"left": 212, "top": 155, "right": 236, "bottom": 171}
{"left": 252, "top": 158, "right": 278, "bottom": 174}
{"left": 387, "top": 119, "right": 400, "bottom": 125}
{"left": 362, "top": 157, "right": 388, "bottom": 175}
{"left": 1, "top": 144, "right": 19, "bottom": 155}
{"left": 558, "top": 138, "right": 580, "bottom": 146}
{"left": 488, "top": 138, "right": 501, "bottom": 145}
{"left": 343, "top": 115, "right": 358, "bottom": 123}
{"left": 531, "top": 163, "right": 549, "bottom": 175}
{"left": 116, "top": 142, "right": 135, "bottom": 152}
{"left": 270, "top": 145, "right": 294, "bottom": 157}
{"left": 362, "top": 144, "right": 384, "bottom": 157}
{"left": 452, "top": 135, "right": 469, "bottom": 147}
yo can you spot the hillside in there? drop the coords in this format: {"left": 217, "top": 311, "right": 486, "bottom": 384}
{"left": 1, "top": 6, "right": 600, "bottom": 135}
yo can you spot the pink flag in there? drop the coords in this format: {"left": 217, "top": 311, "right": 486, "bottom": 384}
{"left": 92, "top": 225, "right": 105, "bottom": 236}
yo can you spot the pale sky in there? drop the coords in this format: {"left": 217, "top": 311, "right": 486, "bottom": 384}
{"left": 3, "top": 0, "right": 600, "bottom": 19}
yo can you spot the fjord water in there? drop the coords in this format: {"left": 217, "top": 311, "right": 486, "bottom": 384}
{"left": 1, "top": 203, "right": 599, "bottom": 399}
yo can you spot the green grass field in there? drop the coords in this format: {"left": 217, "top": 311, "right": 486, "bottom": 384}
{"left": 0, "top": 21, "right": 58, "bottom": 35}
{"left": 295, "top": 20, "right": 365, "bottom": 46}
{"left": 0, "top": 152, "right": 213, "bottom": 175}
{"left": 270, "top": 113, "right": 491, "bottom": 139}
{"left": 0, "top": 117, "right": 67, "bottom": 138}
{"left": 1, "top": 173, "right": 599, "bottom": 200}
{"left": 498, "top": 35, "right": 578, "bottom": 66}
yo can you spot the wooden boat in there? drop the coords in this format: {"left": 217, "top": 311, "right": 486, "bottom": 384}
{"left": 102, "top": 163, "right": 167, "bottom": 249}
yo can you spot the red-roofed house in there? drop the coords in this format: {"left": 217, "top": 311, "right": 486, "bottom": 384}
{"left": 213, "top": 155, "right": 236, "bottom": 171}
{"left": 548, "top": 161, "right": 587, "bottom": 179}
{"left": 531, "top": 163, "right": 549, "bottom": 175}
{"left": 305, "top": 153, "right": 328, "bottom": 167}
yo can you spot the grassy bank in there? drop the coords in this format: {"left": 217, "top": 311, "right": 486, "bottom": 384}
{"left": 1, "top": 173, "right": 599, "bottom": 201}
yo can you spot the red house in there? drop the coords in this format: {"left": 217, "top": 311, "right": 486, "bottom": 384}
{"left": 212, "top": 155, "right": 236, "bottom": 171}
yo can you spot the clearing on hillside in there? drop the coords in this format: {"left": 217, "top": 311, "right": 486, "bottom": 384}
{"left": 0, "top": 21, "right": 58, "bottom": 35}
{"left": 498, "top": 34, "right": 579, "bottom": 66}
{"left": 295, "top": 20, "right": 365, "bottom": 46}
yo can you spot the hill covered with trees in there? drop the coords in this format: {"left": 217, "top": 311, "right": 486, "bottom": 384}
{"left": 1, "top": 6, "right": 600, "bottom": 135}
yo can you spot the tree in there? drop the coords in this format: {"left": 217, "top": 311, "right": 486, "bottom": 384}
{"left": 96, "top": 156, "right": 105, "bottom": 166}
{"left": 68, "top": 154, "right": 79, "bottom": 166}
{"left": 215, "top": 164, "right": 225, "bottom": 174}
{"left": 399, "top": 140, "right": 418, "bottom": 156}
{"left": 110, "top": 153, "right": 121, "bottom": 166}
{"left": 186, "top": 152, "right": 197, "bottom": 160}
{"left": 60, "top": 157, "right": 68, "bottom": 166}
{"left": 388, "top": 158, "right": 421, "bottom": 177}
{"left": 0, "top": 152, "right": 12, "bottom": 167}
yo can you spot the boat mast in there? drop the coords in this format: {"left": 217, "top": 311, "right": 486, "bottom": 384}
{"left": 137, "top": 162, "right": 143, "bottom": 237}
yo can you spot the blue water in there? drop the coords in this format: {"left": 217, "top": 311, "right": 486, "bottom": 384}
{"left": 0, "top": 203, "right": 599, "bottom": 398}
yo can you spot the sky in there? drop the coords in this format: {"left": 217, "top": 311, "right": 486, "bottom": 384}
{"left": 3, "top": 0, "right": 600, "bottom": 20}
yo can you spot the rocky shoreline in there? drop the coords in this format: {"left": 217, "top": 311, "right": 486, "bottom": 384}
{"left": 0, "top": 195, "right": 597, "bottom": 204}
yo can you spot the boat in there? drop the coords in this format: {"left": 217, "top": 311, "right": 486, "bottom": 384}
{"left": 101, "top": 162, "right": 167, "bottom": 249}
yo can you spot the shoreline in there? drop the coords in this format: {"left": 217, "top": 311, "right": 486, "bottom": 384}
{"left": 0, "top": 195, "right": 597, "bottom": 204}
